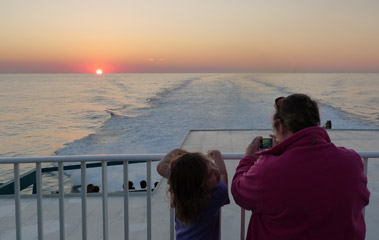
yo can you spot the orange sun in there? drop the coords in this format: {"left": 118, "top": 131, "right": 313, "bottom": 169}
{"left": 96, "top": 69, "right": 103, "bottom": 75}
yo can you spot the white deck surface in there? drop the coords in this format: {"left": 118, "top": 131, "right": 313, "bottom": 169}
{"left": 0, "top": 129, "right": 378, "bottom": 240}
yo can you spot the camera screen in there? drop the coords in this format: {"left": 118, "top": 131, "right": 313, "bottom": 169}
{"left": 261, "top": 138, "right": 273, "bottom": 149}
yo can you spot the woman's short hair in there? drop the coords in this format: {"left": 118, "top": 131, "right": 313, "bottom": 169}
{"left": 273, "top": 94, "right": 320, "bottom": 133}
{"left": 168, "top": 152, "right": 211, "bottom": 225}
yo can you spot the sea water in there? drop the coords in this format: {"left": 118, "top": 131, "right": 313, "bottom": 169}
{"left": 0, "top": 73, "right": 378, "bottom": 193}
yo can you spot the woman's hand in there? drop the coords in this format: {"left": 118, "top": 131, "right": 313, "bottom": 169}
{"left": 244, "top": 136, "right": 262, "bottom": 158}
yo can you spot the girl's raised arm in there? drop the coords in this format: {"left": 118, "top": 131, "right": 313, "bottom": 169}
{"left": 208, "top": 150, "right": 228, "bottom": 185}
{"left": 157, "top": 148, "right": 187, "bottom": 178}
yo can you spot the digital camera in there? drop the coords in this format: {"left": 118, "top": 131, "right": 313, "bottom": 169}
{"left": 260, "top": 138, "right": 273, "bottom": 149}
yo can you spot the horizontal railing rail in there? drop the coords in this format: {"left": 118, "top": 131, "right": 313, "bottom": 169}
{"left": 0, "top": 154, "right": 165, "bottom": 163}
{"left": 1, "top": 152, "right": 378, "bottom": 164}
{"left": 0, "top": 152, "right": 378, "bottom": 240}
{"left": 0, "top": 160, "right": 145, "bottom": 195}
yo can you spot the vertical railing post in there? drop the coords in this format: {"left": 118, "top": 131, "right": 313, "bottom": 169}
{"left": 123, "top": 161, "right": 129, "bottom": 240}
{"left": 363, "top": 157, "right": 368, "bottom": 176}
{"left": 219, "top": 211, "right": 222, "bottom": 240}
{"left": 170, "top": 208, "right": 175, "bottom": 240}
{"left": 81, "top": 161, "right": 87, "bottom": 240}
{"left": 14, "top": 163, "right": 22, "bottom": 240}
{"left": 102, "top": 161, "right": 109, "bottom": 240}
{"left": 36, "top": 162, "right": 43, "bottom": 240}
{"left": 240, "top": 208, "right": 245, "bottom": 240}
{"left": 363, "top": 157, "right": 368, "bottom": 218}
{"left": 147, "top": 160, "right": 152, "bottom": 240}
{"left": 58, "top": 162, "right": 65, "bottom": 240}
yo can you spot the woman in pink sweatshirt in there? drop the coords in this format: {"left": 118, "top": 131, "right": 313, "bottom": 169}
{"left": 232, "top": 94, "right": 370, "bottom": 240}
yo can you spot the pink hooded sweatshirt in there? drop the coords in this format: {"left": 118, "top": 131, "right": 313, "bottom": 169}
{"left": 232, "top": 126, "right": 370, "bottom": 240}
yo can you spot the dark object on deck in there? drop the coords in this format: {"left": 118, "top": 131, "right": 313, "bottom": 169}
{"left": 128, "top": 181, "right": 135, "bottom": 190}
{"left": 87, "top": 184, "right": 100, "bottom": 193}
{"left": 323, "top": 120, "right": 332, "bottom": 129}
{"left": 140, "top": 180, "right": 147, "bottom": 189}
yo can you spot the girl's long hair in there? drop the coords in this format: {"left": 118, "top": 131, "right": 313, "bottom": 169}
{"left": 168, "top": 152, "right": 211, "bottom": 225}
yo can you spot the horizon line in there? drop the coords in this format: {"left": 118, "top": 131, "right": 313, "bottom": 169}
{"left": 1, "top": 71, "right": 378, "bottom": 74}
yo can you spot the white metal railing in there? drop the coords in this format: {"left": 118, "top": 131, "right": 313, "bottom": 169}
{"left": 0, "top": 154, "right": 162, "bottom": 240}
{"left": 0, "top": 152, "right": 378, "bottom": 240}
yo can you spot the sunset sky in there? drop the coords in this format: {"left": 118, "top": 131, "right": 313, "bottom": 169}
{"left": 1, "top": 0, "right": 378, "bottom": 73}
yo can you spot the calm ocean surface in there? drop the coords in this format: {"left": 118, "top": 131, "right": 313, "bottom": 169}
{"left": 0, "top": 73, "right": 378, "bottom": 193}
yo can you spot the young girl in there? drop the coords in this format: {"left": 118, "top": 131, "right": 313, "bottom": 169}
{"left": 157, "top": 148, "right": 229, "bottom": 240}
